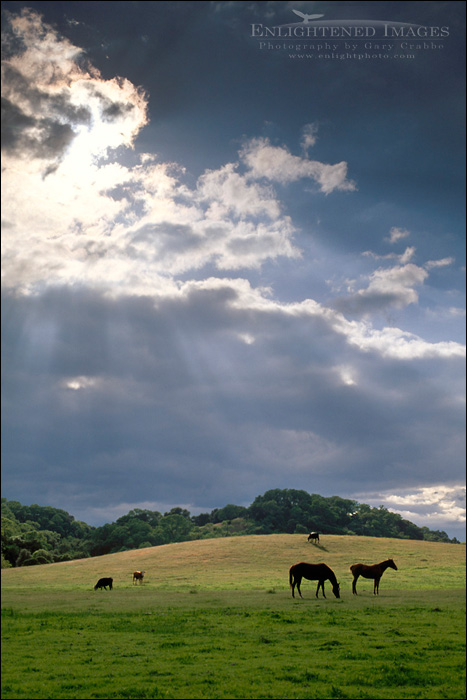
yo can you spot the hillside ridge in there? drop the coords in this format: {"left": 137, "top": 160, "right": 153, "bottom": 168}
{"left": 2, "top": 489, "right": 460, "bottom": 570}
{"left": 2, "top": 534, "right": 465, "bottom": 592}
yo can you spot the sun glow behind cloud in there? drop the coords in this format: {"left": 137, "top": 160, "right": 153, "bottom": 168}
{"left": 63, "top": 376, "right": 98, "bottom": 391}
{"left": 2, "top": 7, "right": 464, "bottom": 367}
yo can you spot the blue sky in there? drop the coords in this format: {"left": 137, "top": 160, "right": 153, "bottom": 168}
{"left": 1, "top": 1, "right": 465, "bottom": 539}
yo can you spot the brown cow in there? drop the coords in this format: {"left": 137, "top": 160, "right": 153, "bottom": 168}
{"left": 132, "top": 570, "right": 145, "bottom": 584}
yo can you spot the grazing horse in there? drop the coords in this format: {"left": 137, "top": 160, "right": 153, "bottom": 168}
{"left": 307, "top": 532, "right": 320, "bottom": 544}
{"left": 289, "top": 562, "right": 340, "bottom": 599}
{"left": 94, "top": 577, "right": 113, "bottom": 590}
{"left": 350, "top": 559, "right": 397, "bottom": 595}
{"left": 133, "top": 570, "right": 145, "bottom": 584}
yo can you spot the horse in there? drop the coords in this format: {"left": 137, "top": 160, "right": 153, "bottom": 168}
{"left": 307, "top": 532, "right": 320, "bottom": 544}
{"left": 350, "top": 559, "right": 397, "bottom": 595}
{"left": 289, "top": 562, "right": 340, "bottom": 599}
{"left": 94, "top": 577, "right": 113, "bottom": 590}
{"left": 133, "top": 570, "right": 145, "bottom": 584}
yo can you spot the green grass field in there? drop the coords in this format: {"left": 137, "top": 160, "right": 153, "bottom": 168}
{"left": 1, "top": 534, "right": 465, "bottom": 699}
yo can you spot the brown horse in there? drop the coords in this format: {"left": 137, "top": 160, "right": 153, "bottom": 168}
{"left": 289, "top": 562, "right": 340, "bottom": 599}
{"left": 307, "top": 532, "right": 320, "bottom": 544}
{"left": 350, "top": 559, "right": 397, "bottom": 595}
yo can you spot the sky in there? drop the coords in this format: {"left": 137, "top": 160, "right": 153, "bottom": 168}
{"left": 1, "top": 1, "right": 465, "bottom": 540}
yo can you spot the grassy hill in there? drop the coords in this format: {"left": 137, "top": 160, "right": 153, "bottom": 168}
{"left": 2, "top": 535, "right": 465, "bottom": 699}
{"left": 2, "top": 533, "right": 465, "bottom": 593}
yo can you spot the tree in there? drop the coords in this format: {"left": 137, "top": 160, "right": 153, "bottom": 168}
{"left": 157, "top": 514, "right": 193, "bottom": 543}
{"left": 15, "top": 548, "right": 32, "bottom": 567}
{"left": 164, "top": 507, "right": 191, "bottom": 519}
{"left": 191, "top": 512, "right": 211, "bottom": 526}
{"left": 31, "top": 549, "right": 54, "bottom": 564}
{"left": 211, "top": 504, "right": 248, "bottom": 523}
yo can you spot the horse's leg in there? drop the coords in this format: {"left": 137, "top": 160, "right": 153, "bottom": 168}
{"left": 352, "top": 574, "right": 358, "bottom": 595}
{"left": 315, "top": 581, "right": 325, "bottom": 598}
{"left": 374, "top": 578, "right": 380, "bottom": 595}
{"left": 297, "top": 577, "right": 303, "bottom": 598}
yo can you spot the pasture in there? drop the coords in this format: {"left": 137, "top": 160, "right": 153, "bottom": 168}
{"left": 2, "top": 534, "right": 465, "bottom": 699}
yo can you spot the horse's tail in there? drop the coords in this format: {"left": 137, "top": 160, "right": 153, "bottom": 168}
{"left": 289, "top": 565, "right": 295, "bottom": 589}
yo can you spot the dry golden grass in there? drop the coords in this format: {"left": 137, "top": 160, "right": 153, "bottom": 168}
{"left": 2, "top": 534, "right": 465, "bottom": 592}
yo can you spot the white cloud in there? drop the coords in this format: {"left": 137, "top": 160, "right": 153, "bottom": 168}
{"left": 240, "top": 137, "right": 356, "bottom": 194}
{"left": 400, "top": 246, "right": 416, "bottom": 264}
{"left": 447, "top": 307, "right": 466, "bottom": 318}
{"left": 362, "top": 246, "right": 416, "bottom": 264}
{"left": 425, "top": 257, "right": 455, "bottom": 270}
{"left": 336, "top": 365, "right": 357, "bottom": 386}
{"left": 386, "top": 226, "right": 410, "bottom": 244}
{"left": 333, "top": 262, "right": 429, "bottom": 317}
{"left": 340, "top": 321, "right": 465, "bottom": 359}
{"left": 62, "top": 376, "right": 99, "bottom": 391}
{"left": 356, "top": 485, "right": 466, "bottom": 529}
{"left": 2, "top": 12, "right": 309, "bottom": 295}
{"left": 301, "top": 122, "right": 319, "bottom": 154}
{"left": 173, "top": 278, "right": 466, "bottom": 361}
{"left": 364, "top": 263, "right": 428, "bottom": 306}
{"left": 197, "top": 162, "right": 281, "bottom": 220}
{"left": 2, "top": 10, "right": 464, "bottom": 371}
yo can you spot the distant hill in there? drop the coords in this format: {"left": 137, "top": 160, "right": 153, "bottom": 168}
{"left": 1, "top": 489, "right": 460, "bottom": 569}
{"left": 1, "top": 534, "right": 465, "bottom": 592}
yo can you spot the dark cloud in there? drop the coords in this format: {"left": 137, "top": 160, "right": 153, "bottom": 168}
{"left": 1, "top": 96, "right": 35, "bottom": 151}
{"left": 333, "top": 290, "right": 410, "bottom": 317}
{"left": 1, "top": 59, "right": 90, "bottom": 160}
{"left": 101, "top": 100, "right": 135, "bottom": 121}
{"left": 2, "top": 285, "right": 464, "bottom": 524}
{"left": 1, "top": 94, "right": 76, "bottom": 158}
{"left": 2, "top": 64, "right": 91, "bottom": 124}
{"left": 130, "top": 223, "right": 209, "bottom": 261}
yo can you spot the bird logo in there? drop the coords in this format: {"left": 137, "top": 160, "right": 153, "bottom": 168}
{"left": 292, "top": 10, "right": 324, "bottom": 23}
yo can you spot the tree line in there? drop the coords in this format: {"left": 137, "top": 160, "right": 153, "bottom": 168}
{"left": 1, "top": 489, "right": 460, "bottom": 568}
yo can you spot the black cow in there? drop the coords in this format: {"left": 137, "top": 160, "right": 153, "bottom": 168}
{"left": 94, "top": 577, "right": 113, "bottom": 590}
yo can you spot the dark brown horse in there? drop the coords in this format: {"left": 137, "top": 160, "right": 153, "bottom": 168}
{"left": 289, "top": 562, "right": 340, "bottom": 599}
{"left": 307, "top": 532, "right": 320, "bottom": 544}
{"left": 350, "top": 559, "right": 397, "bottom": 595}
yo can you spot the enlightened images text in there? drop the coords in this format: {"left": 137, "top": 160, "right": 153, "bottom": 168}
{"left": 251, "top": 24, "right": 450, "bottom": 39}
